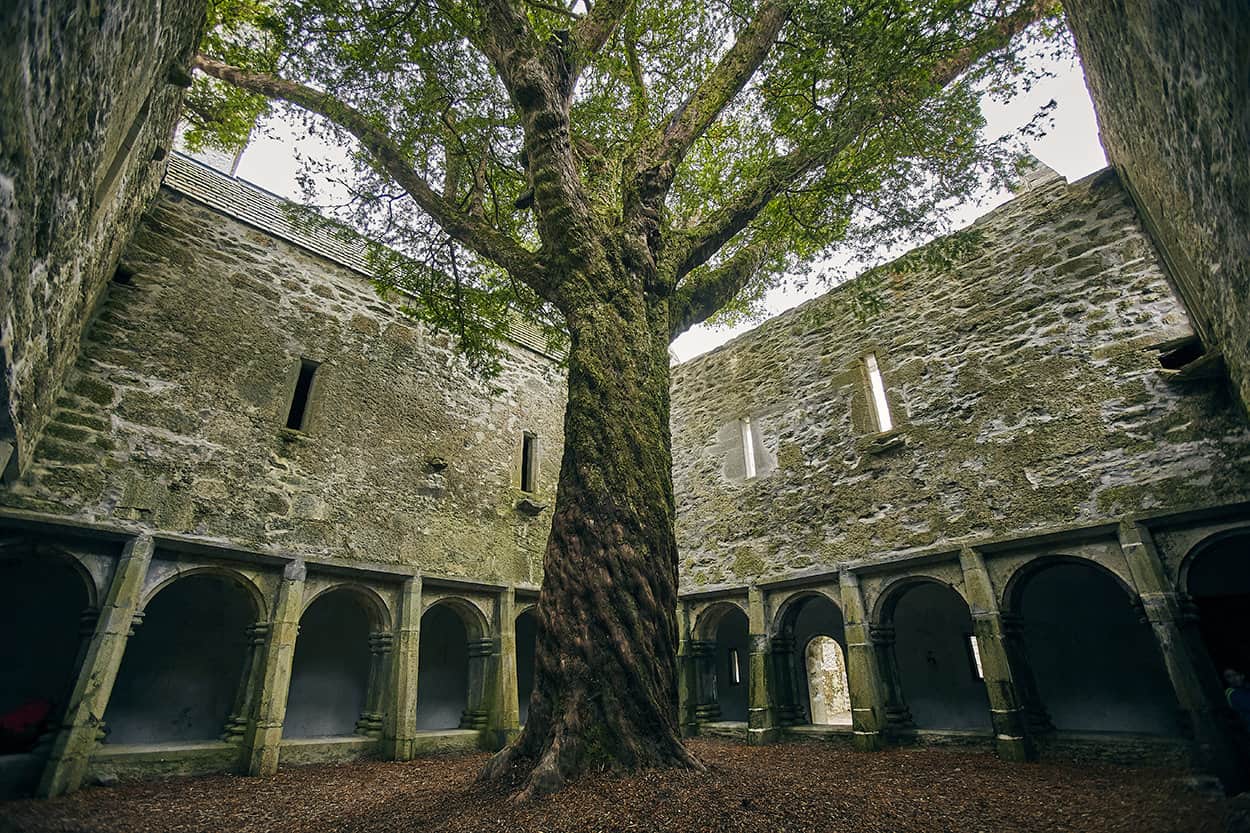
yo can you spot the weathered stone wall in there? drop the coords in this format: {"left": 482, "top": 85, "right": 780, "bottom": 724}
{"left": 2, "top": 189, "right": 567, "bottom": 584}
{"left": 1063, "top": 0, "right": 1250, "bottom": 414}
{"left": 0, "top": 0, "right": 205, "bottom": 479}
{"left": 670, "top": 168, "right": 1250, "bottom": 587}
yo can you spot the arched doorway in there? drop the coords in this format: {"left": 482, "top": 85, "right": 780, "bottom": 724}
{"left": 105, "top": 573, "right": 258, "bottom": 744}
{"left": 417, "top": 600, "right": 488, "bottom": 731}
{"left": 284, "top": 589, "right": 375, "bottom": 738}
{"left": 516, "top": 608, "right": 537, "bottom": 725}
{"left": 774, "top": 593, "right": 850, "bottom": 726}
{"left": 0, "top": 553, "right": 93, "bottom": 754}
{"left": 1013, "top": 559, "right": 1177, "bottom": 734}
{"left": 1186, "top": 531, "right": 1250, "bottom": 677}
{"left": 886, "top": 581, "right": 990, "bottom": 731}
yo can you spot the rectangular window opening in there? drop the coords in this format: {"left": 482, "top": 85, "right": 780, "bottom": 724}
{"left": 967, "top": 634, "right": 984, "bottom": 680}
{"left": 864, "top": 353, "right": 894, "bottom": 432}
{"left": 729, "top": 649, "right": 742, "bottom": 686}
{"left": 285, "top": 358, "right": 319, "bottom": 431}
{"left": 740, "top": 417, "right": 757, "bottom": 480}
{"left": 520, "top": 432, "right": 538, "bottom": 493}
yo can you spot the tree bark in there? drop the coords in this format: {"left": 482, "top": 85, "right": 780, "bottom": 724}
{"left": 480, "top": 265, "right": 701, "bottom": 799}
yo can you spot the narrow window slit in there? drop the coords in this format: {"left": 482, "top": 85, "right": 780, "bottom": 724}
{"left": 967, "top": 634, "right": 984, "bottom": 680}
{"left": 729, "top": 649, "right": 742, "bottom": 686}
{"left": 286, "top": 358, "right": 319, "bottom": 431}
{"left": 740, "top": 417, "right": 756, "bottom": 480}
{"left": 520, "top": 432, "right": 538, "bottom": 493}
{"left": 865, "top": 353, "right": 893, "bottom": 432}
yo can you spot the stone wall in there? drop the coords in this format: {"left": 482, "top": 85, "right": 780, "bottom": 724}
{"left": 670, "top": 167, "right": 1250, "bottom": 588}
{"left": 2, "top": 187, "right": 567, "bottom": 584}
{"left": 1063, "top": 0, "right": 1250, "bottom": 414}
{"left": 0, "top": 0, "right": 205, "bottom": 480}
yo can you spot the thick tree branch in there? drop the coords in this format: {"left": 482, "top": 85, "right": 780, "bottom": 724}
{"left": 666, "top": 0, "right": 1053, "bottom": 289}
{"left": 571, "top": 0, "right": 630, "bottom": 66}
{"left": 633, "top": 0, "right": 790, "bottom": 190}
{"left": 191, "top": 54, "right": 547, "bottom": 291}
{"left": 667, "top": 241, "right": 770, "bottom": 340}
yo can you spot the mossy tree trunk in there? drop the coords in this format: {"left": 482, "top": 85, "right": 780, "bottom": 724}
{"left": 481, "top": 249, "right": 702, "bottom": 799}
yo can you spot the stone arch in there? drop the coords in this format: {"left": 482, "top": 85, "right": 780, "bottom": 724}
{"left": 877, "top": 577, "right": 991, "bottom": 731}
{"left": 691, "top": 599, "right": 748, "bottom": 641}
{"left": 105, "top": 571, "right": 260, "bottom": 744}
{"left": 1182, "top": 527, "right": 1250, "bottom": 676}
{"left": 141, "top": 564, "right": 268, "bottom": 623}
{"left": 285, "top": 587, "right": 381, "bottom": 738}
{"left": 772, "top": 590, "right": 849, "bottom": 726}
{"left": 0, "top": 549, "right": 96, "bottom": 754}
{"left": 690, "top": 600, "right": 749, "bottom": 723}
{"left": 515, "top": 607, "right": 538, "bottom": 725}
{"left": 1006, "top": 555, "right": 1178, "bottom": 735}
{"left": 416, "top": 597, "right": 492, "bottom": 731}
{"left": 301, "top": 581, "right": 392, "bottom": 632}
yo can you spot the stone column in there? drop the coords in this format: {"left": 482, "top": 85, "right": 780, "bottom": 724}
{"left": 38, "top": 534, "right": 154, "bottom": 797}
{"left": 676, "top": 604, "right": 700, "bottom": 737}
{"left": 769, "top": 636, "right": 803, "bottom": 725}
{"left": 355, "top": 631, "right": 393, "bottom": 738}
{"left": 746, "top": 587, "right": 778, "bottom": 744}
{"left": 959, "top": 547, "right": 1033, "bottom": 761}
{"left": 489, "top": 588, "right": 522, "bottom": 747}
{"left": 385, "top": 577, "right": 422, "bottom": 760}
{"left": 245, "top": 560, "right": 306, "bottom": 777}
{"left": 222, "top": 623, "right": 270, "bottom": 744}
{"left": 999, "top": 612, "right": 1053, "bottom": 735}
{"left": 691, "top": 640, "right": 720, "bottom": 723}
{"left": 1119, "top": 522, "right": 1241, "bottom": 783}
{"left": 839, "top": 571, "right": 889, "bottom": 751}
{"left": 461, "top": 638, "right": 494, "bottom": 731}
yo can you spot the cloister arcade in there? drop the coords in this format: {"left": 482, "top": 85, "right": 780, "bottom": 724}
{"left": 3, "top": 508, "right": 1249, "bottom": 798}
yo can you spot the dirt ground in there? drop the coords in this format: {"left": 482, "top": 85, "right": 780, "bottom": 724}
{"left": 0, "top": 739, "right": 1231, "bottom": 833}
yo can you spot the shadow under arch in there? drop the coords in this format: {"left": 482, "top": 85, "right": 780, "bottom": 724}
{"left": 875, "top": 577, "right": 991, "bottom": 731}
{"left": 286, "top": 586, "right": 389, "bottom": 739}
{"left": 140, "top": 564, "right": 269, "bottom": 623}
{"left": 1005, "top": 554, "right": 1178, "bottom": 735}
{"left": 416, "top": 597, "right": 493, "bottom": 731}
{"left": 515, "top": 606, "right": 538, "bottom": 725}
{"left": 1181, "top": 527, "right": 1250, "bottom": 683}
{"left": 690, "top": 600, "right": 749, "bottom": 723}
{"left": 0, "top": 548, "right": 96, "bottom": 754}
{"left": 105, "top": 571, "right": 261, "bottom": 745}
{"left": 772, "top": 590, "right": 849, "bottom": 726}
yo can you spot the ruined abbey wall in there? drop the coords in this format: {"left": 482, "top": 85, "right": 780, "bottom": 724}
{"left": 2, "top": 162, "right": 566, "bottom": 585}
{"left": 670, "top": 167, "right": 1250, "bottom": 588}
{"left": 0, "top": 0, "right": 205, "bottom": 479}
{"left": 1063, "top": 0, "right": 1250, "bottom": 415}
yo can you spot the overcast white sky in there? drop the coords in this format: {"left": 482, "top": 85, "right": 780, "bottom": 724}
{"left": 227, "top": 47, "right": 1106, "bottom": 362}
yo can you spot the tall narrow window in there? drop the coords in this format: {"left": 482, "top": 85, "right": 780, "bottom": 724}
{"left": 520, "top": 432, "right": 538, "bottom": 493}
{"left": 285, "top": 358, "right": 319, "bottom": 430}
{"left": 967, "top": 634, "right": 984, "bottom": 680}
{"left": 729, "top": 649, "right": 742, "bottom": 686}
{"left": 740, "top": 417, "right": 757, "bottom": 480}
{"left": 864, "top": 353, "right": 893, "bottom": 432}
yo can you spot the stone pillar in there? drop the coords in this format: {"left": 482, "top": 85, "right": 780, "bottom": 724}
{"left": 770, "top": 636, "right": 804, "bottom": 726}
{"left": 38, "top": 534, "right": 154, "bottom": 797}
{"left": 461, "top": 638, "right": 494, "bottom": 731}
{"left": 385, "top": 577, "right": 422, "bottom": 760}
{"left": 676, "top": 604, "right": 700, "bottom": 737}
{"left": 1119, "top": 522, "right": 1242, "bottom": 784}
{"left": 489, "top": 588, "right": 522, "bottom": 747}
{"left": 222, "top": 623, "right": 270, "bottom": 744}
{"left": 355, "top": 631, "right": 393, "bottom": 738}
{"left": 959, "top": 547, "right": 1033, "bottom": 761}
{"left": 691, "top": 640, "right": 720, "bottom": 723}
{"left": 839, "top": 571, "right": 889, "bottom": 751}
{"left": 746, "top": 587, "right": 778, "bottom": 744}
{"left": 999, "top": 613, "right": 1053, "bottom": 735}
{"left": 245, "top": 560, "right": 306, "bottom": 777}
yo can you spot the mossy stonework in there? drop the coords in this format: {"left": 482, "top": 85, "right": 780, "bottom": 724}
{"left": 671, "top": 167, "right": 1250, "bottom": 588}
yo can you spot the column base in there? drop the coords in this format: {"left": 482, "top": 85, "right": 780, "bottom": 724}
{"left": 852, "top": 729, "right": 885, "bottom": 752}
{"left": 994, "top": 734, "right": 1034, "bottom": 762}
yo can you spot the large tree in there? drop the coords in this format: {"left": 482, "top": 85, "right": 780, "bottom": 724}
{"left": 189, "top": 0, "right": 1062, "bottom": 798}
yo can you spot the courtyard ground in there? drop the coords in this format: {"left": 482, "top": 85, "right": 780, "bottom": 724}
{"left": 0, "top": 739, "right": 1230, "bottom": 833}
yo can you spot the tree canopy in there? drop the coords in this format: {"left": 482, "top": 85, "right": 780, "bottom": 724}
{"left": 188, "top": 0, "right": 1065, "bottom": 371}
